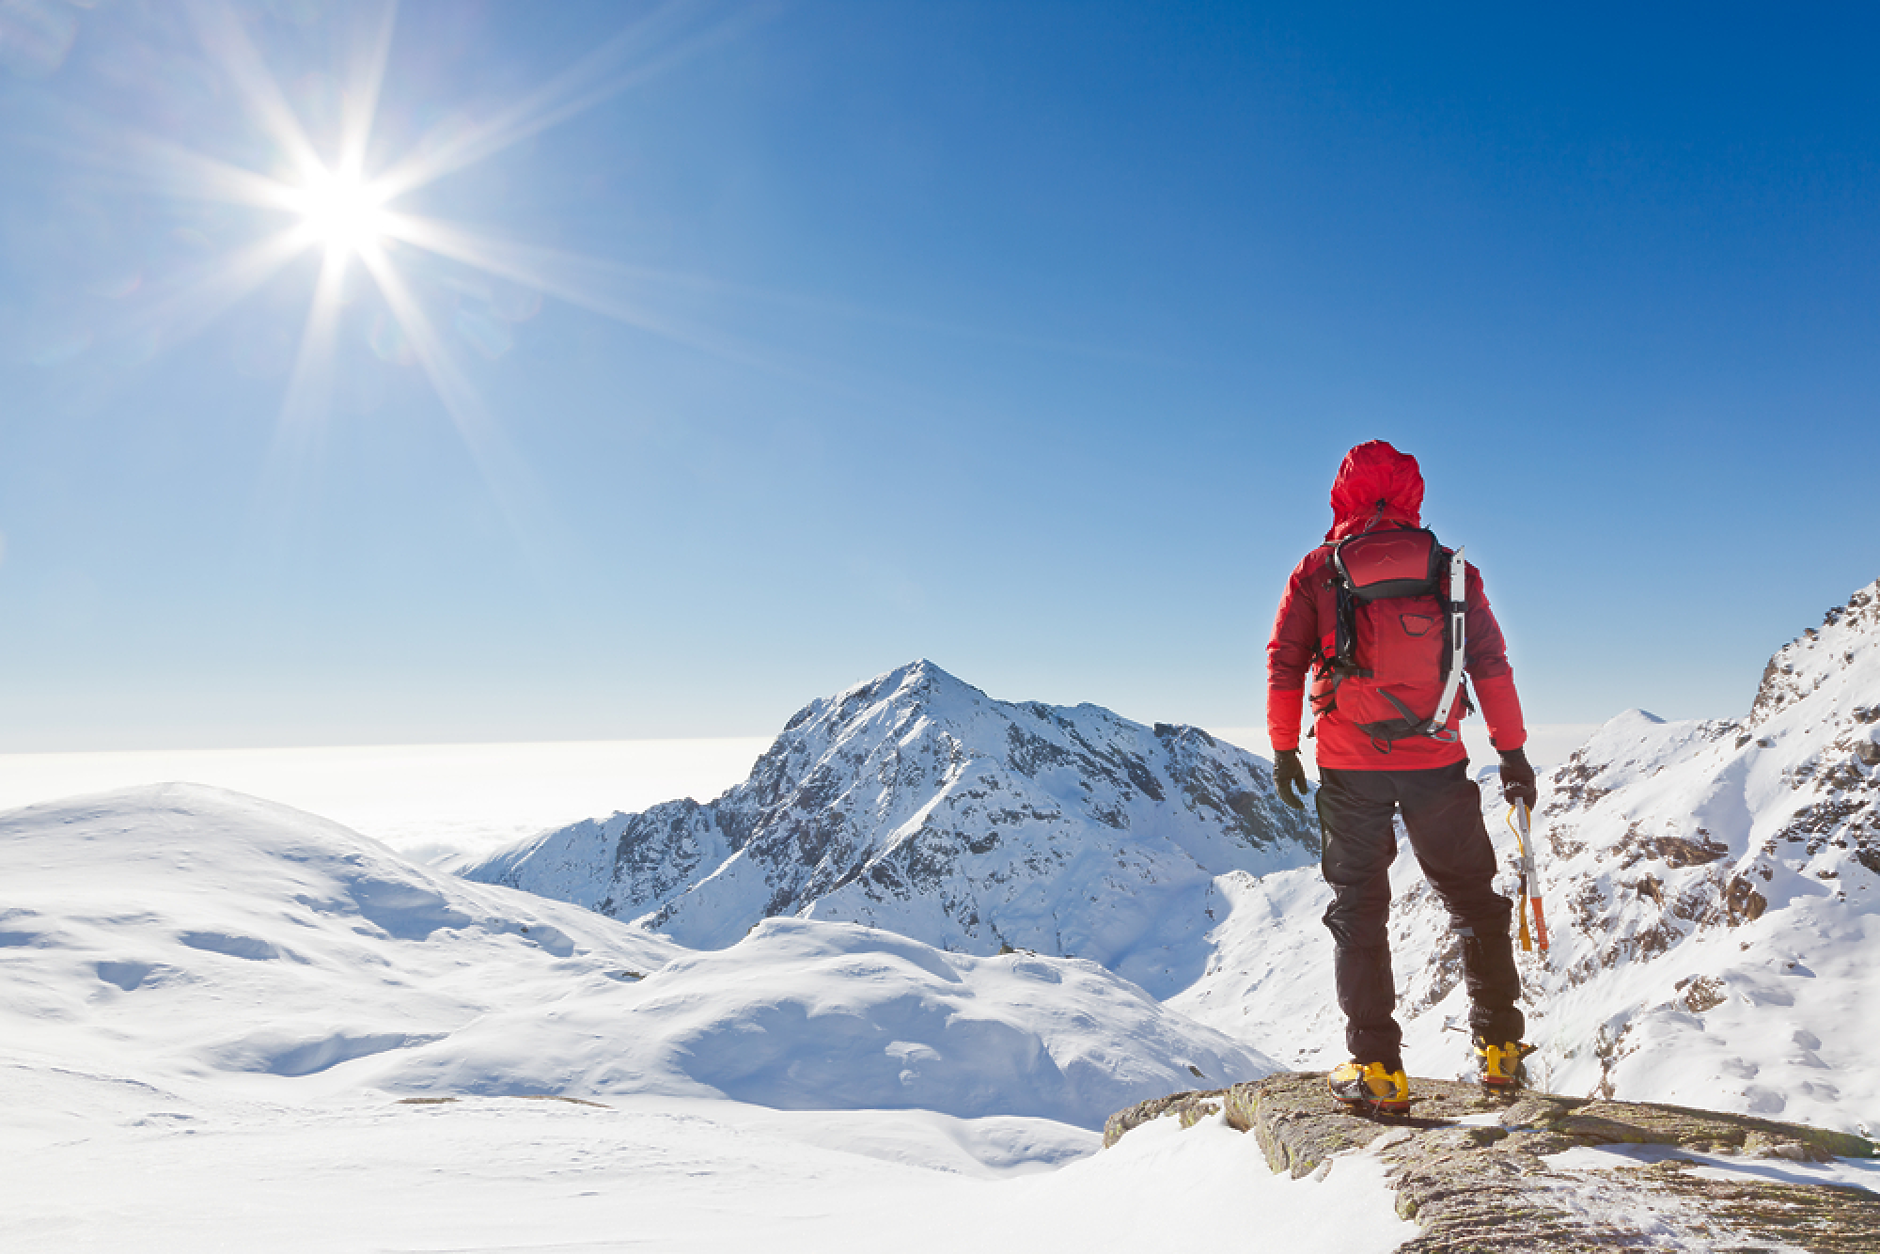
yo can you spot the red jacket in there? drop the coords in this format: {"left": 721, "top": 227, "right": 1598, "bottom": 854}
{"left": 1265, "top": 442, "right": 1526, "bottom": 770}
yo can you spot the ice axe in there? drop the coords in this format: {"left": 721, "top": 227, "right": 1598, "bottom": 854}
{"left": 1506, "top": 799, "right": 1549, "bottom": 955}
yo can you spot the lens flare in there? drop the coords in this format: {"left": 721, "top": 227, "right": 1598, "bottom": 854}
{"left": 87, "top": 0, "right": 768, "bottom": 546}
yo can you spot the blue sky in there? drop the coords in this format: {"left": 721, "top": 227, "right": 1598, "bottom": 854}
{"left": 2, "top": 1, "right": 1877, "bottom": 752}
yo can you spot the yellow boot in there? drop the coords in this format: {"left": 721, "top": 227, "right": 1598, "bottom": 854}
{"left": 1475, "top": 1037, "right": 1533, "bottom": 1089}
{"left": 1327, "top": 1060, "right": 1410, "bottom": 1114}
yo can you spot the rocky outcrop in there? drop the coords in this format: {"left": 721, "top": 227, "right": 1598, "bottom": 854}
{"left": 1109, "top": 1073, "right": 1879, "bottom": 1252}
{"left": 1749, "top": 582, "right": 1880, "bottom": 725}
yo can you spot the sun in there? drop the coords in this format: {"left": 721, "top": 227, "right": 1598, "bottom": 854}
{"left": 286, "top": 165, "right": 391, "bottom": 259}
{"left": 130, "top": 0, "right": 746, "bottom": 506}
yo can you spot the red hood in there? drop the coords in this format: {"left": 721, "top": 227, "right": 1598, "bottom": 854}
{"left": 1326, "top": 440, "right": 1424, "bottom": 541}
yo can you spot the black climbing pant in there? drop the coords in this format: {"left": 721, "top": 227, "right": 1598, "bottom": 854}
{"left": 1316, "top": 761, "right": 1524, "bottom": 1071}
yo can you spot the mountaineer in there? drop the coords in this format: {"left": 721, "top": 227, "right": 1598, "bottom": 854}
{"left": 1264, "top": 439, "right": 1538, "bottom": 1113}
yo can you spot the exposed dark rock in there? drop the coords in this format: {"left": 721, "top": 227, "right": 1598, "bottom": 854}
{"left": 1109, "top": 1073, "right": 1879, "bottom": 1252}
{"left": 1675, "top": 973, "right": 1727, "bottom": 1013}
{"left": 1723, "top": 875, "right": 1769, "bottom": 924}
{"left": 1642, "top": 833, "right": 1731, "bottom": 869}
{"left": 1101, "top": 1089, "right": 1224, "bottom": 1144}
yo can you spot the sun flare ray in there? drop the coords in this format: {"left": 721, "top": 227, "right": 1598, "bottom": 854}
{"left": 127, "top": 137, "right": 302, "bottom": 212}
{"left": 336, "top": 2, "right": 398, "bottom": 181}
{"left": 374, "top": 211, "right": 821, "bottom": 378}
{"left": 284, "top": 250, "right": 348, "bottom": 419}
{"left": 353, "top": 241, "right": 550, "bottom": 548}
{"left": 144, "top": 229, "right": 307, "bottom": 322}
{"left": 186, "top": 0, "right": 326, "bottom": 183}
{"left": 370, "top": 1, "right": 761, "bottom": 202}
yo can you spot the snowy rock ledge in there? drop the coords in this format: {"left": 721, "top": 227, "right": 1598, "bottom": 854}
{"left": 1107, "top": 1073, "right": 1880, "bottom": 1251}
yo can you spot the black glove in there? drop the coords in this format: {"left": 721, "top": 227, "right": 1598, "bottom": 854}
{"left": 1498, "top": 748, "right": 1537, "bottom": 809}
{"left": 1274, "top": 749, "right": 1310, "bottom": 810}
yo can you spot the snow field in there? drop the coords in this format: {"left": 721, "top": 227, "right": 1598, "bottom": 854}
{"left": 0, "top": 784, "right": 1269, "bottom": 1129}
{"left": 4, "top": 1082, "right": 1414, "bottom": 1254}
{"left": 0, "top": 781, "right": 1414, "bottom": 1252}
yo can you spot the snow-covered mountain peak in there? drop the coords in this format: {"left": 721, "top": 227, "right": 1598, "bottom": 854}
{"left": 782, "top": 657, "right": 974, "bottom": 737}
{"left": 1546, "top": 708, "right": 1736, "bottom": 811}
{"left": 467, "top": 664, "right": 1317, "bottom": 995}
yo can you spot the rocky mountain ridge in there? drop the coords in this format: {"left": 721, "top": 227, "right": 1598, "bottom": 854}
{"left": 464, "top": 660, "right": 1317, "bottom": 997}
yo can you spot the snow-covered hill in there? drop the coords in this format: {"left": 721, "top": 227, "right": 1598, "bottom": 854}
{"left": 464, "top": 660, "right": 1317, "bottom": 996}
{"left": 1, "top": 784, "right": 678, "bottom": 1102}
{"left": 1175, "top": 579, "right": 1880, "bottom": 1136}
{"left": 0, "top": 783, "right": 1272, "bottom": 1131}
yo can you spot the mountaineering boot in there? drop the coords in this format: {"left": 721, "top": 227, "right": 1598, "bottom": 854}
{"left": 1327, "top": 1061, "right": 1410, "bottom": 1114}
{"left": 1475, "top": 1037, "right": 1532, "bottom": 1090}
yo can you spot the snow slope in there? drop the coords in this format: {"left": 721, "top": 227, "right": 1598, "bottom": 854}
{"left": 1, "top": 783, "right": 1271, "bottom": 1131}
{"left": 1175, "top": 579, "right": 1880, "bottom": 1137}
{"left": 3, "top": 780, "right": 1347, "bottom": 1252}
{"left": 466, "top": 659, "right": 1317, "bottom": 998}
